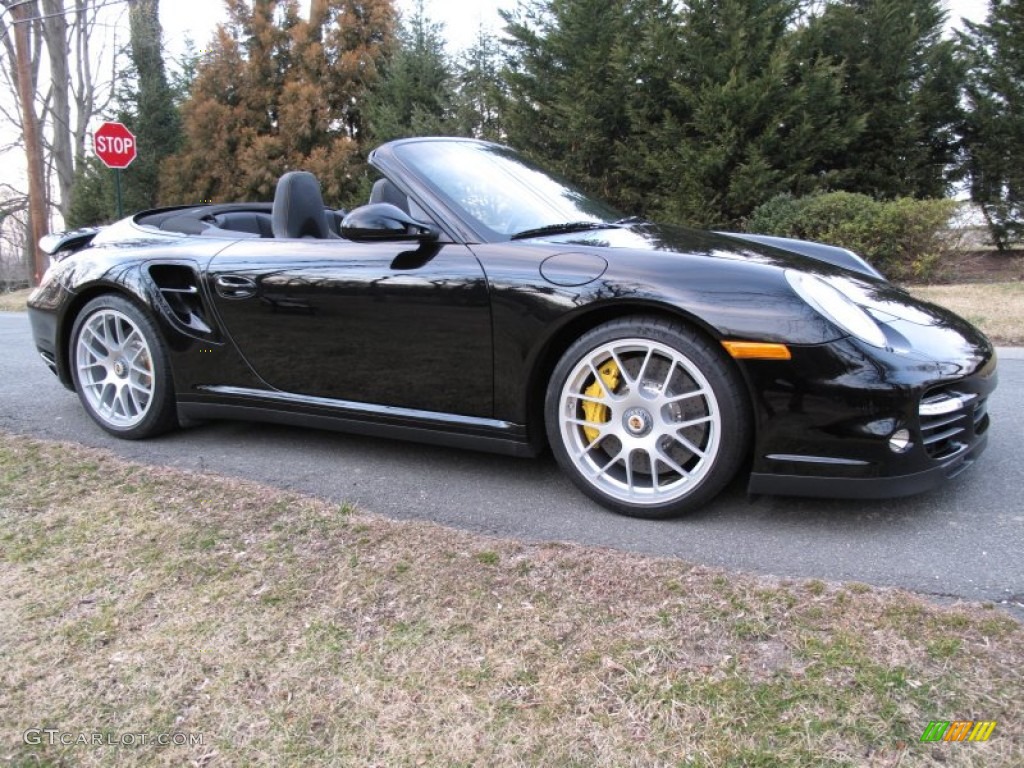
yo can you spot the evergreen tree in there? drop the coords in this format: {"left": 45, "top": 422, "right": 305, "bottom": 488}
{"left": 66, "top": 157, "right": 120, "bottom": 228}
{"left": 363, "top": 0, "right": 458, "bottom": 143}
{"left": 453, "top": 26, "right": 506, "bottom": 141}
{"left": 126, "top": 0, "right": 181, "bottom": 208}
{"left": 500, "top": 0, "right": 858, "bottom": 226}
{"left": 802, "top": 0, "right": 962, "bottom": 199}
{"left": 161, "top": 0, "right": 396, "bottom": 206}
{"left": 960, "top": 0, "right": 1024, "bottom": 249}
{"left": 502, "top": 0, "right": 644, "bottom": 205}
{"left": 638, "top": 0, "right": 859, "bottom": 226}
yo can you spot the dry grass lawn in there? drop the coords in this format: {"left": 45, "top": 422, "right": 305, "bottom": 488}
{"left": 0, "top": 288, "right": 31, "bottom": 312}
{"left": 910, "top": 282, "right": 1024, "bottom": 345}
{"left": 1, "top": 432, "right": 1021, "bottom": 767}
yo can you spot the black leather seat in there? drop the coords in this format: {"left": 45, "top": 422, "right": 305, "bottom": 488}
{"left": 272, "top": 171, "right": 332, "bottom": 238}
{"left": 369, "top": 178, "right": 410, "bottom": 214}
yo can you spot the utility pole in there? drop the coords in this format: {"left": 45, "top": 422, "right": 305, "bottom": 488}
{"left": 6, "top": 0, "right": 50, "bottom": 285}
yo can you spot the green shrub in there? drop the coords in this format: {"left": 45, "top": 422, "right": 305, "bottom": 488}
{"left": 746, "top": 192, "right": 959, "bottom": 281}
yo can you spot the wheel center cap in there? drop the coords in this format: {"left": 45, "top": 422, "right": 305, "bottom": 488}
{"left": 624, "top": 407, "right": 653, "bottom": 437}
{"left": 113, "top": 360, "right": 127, "bottom": 378}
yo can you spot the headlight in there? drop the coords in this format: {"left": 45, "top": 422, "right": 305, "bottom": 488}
{"left": 786, "top": 271, "right": 887, "bottom": 348}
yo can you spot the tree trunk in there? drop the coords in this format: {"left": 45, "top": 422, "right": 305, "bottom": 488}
{"left": 40, "top": 0, "right": 74, "bottom": 221}
{"left": 9, "top": 1, "right": 50, "bottom": 284}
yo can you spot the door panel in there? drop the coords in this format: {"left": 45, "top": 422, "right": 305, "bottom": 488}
{"left": 207, "top": 239, "right": 492, "bottom": 418}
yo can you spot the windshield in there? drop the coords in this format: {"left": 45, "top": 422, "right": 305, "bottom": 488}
{"left": 390, "top": 140, "right": 623, "bottom": 239}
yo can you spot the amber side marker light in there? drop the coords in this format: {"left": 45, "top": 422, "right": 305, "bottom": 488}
{"left": 722, "top": 341, "right": 793, "bottom": 360}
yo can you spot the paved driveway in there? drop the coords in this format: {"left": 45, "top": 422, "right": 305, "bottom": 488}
{"left": 2, "top": 312, "right": 1021, "bottom": 618}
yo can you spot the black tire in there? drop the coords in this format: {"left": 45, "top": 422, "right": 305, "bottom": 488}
{"left": 545, "top": 316, "right": 750, "bottom": 519}
{"left": 69, "top": 294, "right": 178, "bottom": 439}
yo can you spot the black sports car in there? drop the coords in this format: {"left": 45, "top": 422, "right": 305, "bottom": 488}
{"left": 28, "top": 137, "right": 997, "bottom": 518}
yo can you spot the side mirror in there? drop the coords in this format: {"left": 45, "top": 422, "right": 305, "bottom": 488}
{"left": 341, "top": 203, "right": 439, "bottom": 242}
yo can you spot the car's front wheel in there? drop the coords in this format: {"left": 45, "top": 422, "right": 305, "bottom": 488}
{"left": 70, "top": 294, "right": 177, "bottom": 439}
{"left": 546, "top": 317, "right": 750, "bottom": 518}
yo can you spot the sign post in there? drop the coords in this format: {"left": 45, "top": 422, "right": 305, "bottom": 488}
{"left": 93, "top": 122, "right": 138, "bottom": 218}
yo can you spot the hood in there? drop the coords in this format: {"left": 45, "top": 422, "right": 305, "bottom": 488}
{"left": 525, "top": 221, "right": 883, "bottom": 280}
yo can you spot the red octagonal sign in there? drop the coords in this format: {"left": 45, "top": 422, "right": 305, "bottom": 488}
{"left": 94, "top": 121, "right": 137, "bottom": 169}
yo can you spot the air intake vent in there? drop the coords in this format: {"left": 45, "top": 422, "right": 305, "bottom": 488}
{"left": 919, "top": 388, "right": 980, "bottom": 460}
{"left": 148, "top": 264, "right": 212, "bottom": 333}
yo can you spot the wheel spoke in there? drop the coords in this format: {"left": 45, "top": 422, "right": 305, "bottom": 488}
{"left": 624, "top": 451, "right": 635, "bottom": 494}
{"left": 99, "top": 382, "right": 115, "bottom": 412}
{"left": 574, "top": 438, "right": 607, "bottom": 462}
{"left": 673, "top": 431, "right": 707, "bottom": 459}
{"left": 666, "top": 389, "right": 707, "bottom": 404}
{"left": 127, "top": 383, "right": 144, "bottom": 415}
{"left": 84, "top": 333, "right": 108, "bottom": 358}
{"left": 585, "top": 362, "right": 615, "bottom": 398}
{"left": 82, "top": 360, "right": 106, "bottom": 375}
{"left": 656, "top": 448, "right": 691, "bottom": 480}
{"left": 673, "top": 415, "right": 713, "bottom": 429}
{"left": 636, "top": 348, "right": 655, "bottom": 386}
{"left": 661, "top": 360, "right": 676, "bottom": 391}
{"left": 114, "top": 317, "right": 127, "bottom": 346}
{"left": 609, "top": 348, "right": 631, "bottom": 387}
{"left": 592, "top": 450, "right": 624, "bottom": 481}
{"left": 567, "top": 416, "right": 607, "bottom": 429}
{"left": 104, "top": 315, "right": 118, "bottom": 346}
{"left": 84, "top": 325, "right": 108, "bottom": 352}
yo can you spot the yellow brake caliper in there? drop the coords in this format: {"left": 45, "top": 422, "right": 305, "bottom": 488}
{"left": 582, "top": 360, "right": 620, "bottom": 444}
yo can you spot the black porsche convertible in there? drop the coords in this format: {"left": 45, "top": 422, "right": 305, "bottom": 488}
{"left": 27, "top": 137, "right": 997, "bottom": 518}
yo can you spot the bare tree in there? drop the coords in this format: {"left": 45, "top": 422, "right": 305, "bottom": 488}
{"left": 1, "top": 0, "right": 121, "bottom": 282}
{"left": 38, "top": 0, "right": 119, "bottom": 220}
{"left": 0, "top": 183, "right": 30, "bottom": 288}
{"left": 40, "top": 0, "right": 73, "bottom": 215}
{"left": 1, "top": 0, "right": 48, "bottom": 283}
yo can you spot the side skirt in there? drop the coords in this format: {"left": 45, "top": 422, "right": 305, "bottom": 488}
{"left": 177, "top": 386, "right": 539, "bottom": 458}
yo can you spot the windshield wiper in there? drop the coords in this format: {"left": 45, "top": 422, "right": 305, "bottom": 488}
{"left": 510, "top": 221, "right": 622, "bottom": 240}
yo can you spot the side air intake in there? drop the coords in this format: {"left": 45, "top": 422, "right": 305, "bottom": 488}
{"left": 148, "top": 264, "right": 213, "bottom": 334}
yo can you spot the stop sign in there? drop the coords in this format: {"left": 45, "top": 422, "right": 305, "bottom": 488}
{"left": 94, "top": 122, "right": 137, "bottom": 169}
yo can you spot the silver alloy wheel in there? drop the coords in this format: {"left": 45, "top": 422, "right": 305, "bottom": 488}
{"left": 75, "top": 308, "right": 155, "bottom": 429}
{"left": 558, "top": 338, "right": 722, "bottom": 506}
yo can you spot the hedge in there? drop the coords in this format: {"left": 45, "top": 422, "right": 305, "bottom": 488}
{"left": 745, "top": 192, "right": 959, "bottom": 281}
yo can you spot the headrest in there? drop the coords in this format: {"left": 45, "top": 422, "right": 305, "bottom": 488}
{"left": 272, "top": 171, "right": 330, "bottom": 238}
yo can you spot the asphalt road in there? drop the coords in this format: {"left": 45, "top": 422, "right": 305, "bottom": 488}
{"left": 2, "top": 311, "right": 1022, "bottom": 618}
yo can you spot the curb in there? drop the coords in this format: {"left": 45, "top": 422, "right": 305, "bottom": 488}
{"left": 997, "top": 347, "right": 1024, "bottom": 360}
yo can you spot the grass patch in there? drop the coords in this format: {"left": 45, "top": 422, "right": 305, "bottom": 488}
{"left": 0, "top": 431, "right": 1021, "bottom": 766}
{"left": 911, "top": 282, "right": 1024, "bottom": 344}
{"left": 0, "top": 287, "right": 30, "bottom": 312}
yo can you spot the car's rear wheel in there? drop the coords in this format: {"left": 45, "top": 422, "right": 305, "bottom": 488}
{"left": 70, "top": 294, "right": 177, "bottom": 439}
{"left": 546, "top": 317, "right": 750, "bottom": 518}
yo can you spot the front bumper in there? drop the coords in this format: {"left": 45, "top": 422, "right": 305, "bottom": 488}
{"left": 741, "top": 336, "right": 997, "bottom": 500}
{"left": 748, "top": 431, "right": 988, "bottom": 498}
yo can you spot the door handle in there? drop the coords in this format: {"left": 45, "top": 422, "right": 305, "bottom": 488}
{"left": 215, "top": 275, "right": 257, "bottom": 299}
